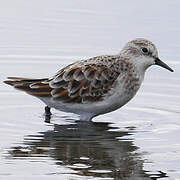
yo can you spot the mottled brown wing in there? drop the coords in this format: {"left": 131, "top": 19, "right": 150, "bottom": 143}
{"left": 4, "top": 63, "right": 120, "bottom": 102}
{"left": 49, "top": 63, "right": 120, "bottom": 103}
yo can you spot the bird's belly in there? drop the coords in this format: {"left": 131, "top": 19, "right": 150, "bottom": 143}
{"left": 39, "top": 88, "right": 137, "bottom": 118}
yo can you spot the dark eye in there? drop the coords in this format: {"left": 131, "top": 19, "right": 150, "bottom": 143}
{"left": 142, "top": 47, "right": 148, "bottom": 54}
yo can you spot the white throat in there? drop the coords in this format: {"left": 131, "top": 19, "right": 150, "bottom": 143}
{"left": 132, "top": 56, "right": 153, "bottom": 76}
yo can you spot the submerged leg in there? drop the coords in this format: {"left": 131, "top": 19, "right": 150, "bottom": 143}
{"left": 79, "top": 114, "right": 94, "bottom": 122}
{"left": 44, "top": 106, "right": 52, "bottom": 123}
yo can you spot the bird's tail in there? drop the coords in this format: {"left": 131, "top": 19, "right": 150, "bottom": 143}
{"left": 4, "top": 77, "right": 52, "bottom": 96}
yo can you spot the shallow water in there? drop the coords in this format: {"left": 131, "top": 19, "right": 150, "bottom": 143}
{"left": 0, "top": 1, "right": 180, "bottom": 179}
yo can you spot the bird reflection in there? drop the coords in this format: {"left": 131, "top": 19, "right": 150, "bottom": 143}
{"left": 8, "top": 121, "right": 167, "bottom": 179}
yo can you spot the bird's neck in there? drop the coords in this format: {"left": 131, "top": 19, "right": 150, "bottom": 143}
{"left": 118, "top": 54, "right": 147, "bottom": 81}
{"left": 132, "top": 56, "right": 150, "bottom": 77}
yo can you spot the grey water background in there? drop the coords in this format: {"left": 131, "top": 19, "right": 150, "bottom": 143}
{"left": 0, "top": 0, "right": 180, "bottom": 179}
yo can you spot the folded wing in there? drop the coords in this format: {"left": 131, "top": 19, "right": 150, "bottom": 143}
{"left": 4, "top": 62, "right": 120, "bottom": 103}
{"left": 49, "top": 63, "right": 120, "bottom": 103}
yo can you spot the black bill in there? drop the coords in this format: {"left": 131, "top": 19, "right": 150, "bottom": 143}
{"left": 155, "top": 58, "right": 174, "bottom": 72}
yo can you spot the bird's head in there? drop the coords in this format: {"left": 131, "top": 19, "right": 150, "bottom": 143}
{"left": 120, "top": 38, "right": 174, "bottom": 73}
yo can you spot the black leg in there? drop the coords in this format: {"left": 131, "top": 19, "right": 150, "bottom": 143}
{"left": 45, "top": 106, "right": 52, "bottom": 115}
{"left": 44, "top": 106, "right": 52, "bottom": 123}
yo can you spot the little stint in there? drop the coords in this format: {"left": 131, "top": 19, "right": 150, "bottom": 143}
{"left": 4, "top": 38, "right": 174, "bottom": 122}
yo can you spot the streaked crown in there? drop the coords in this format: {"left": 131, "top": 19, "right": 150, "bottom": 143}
{"left": 120, "top": 38, "right": 158, "bottom": 58}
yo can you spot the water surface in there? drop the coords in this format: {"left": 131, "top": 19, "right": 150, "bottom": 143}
{"left": 0, "top": 1, "right": 180, "bottom": 179}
